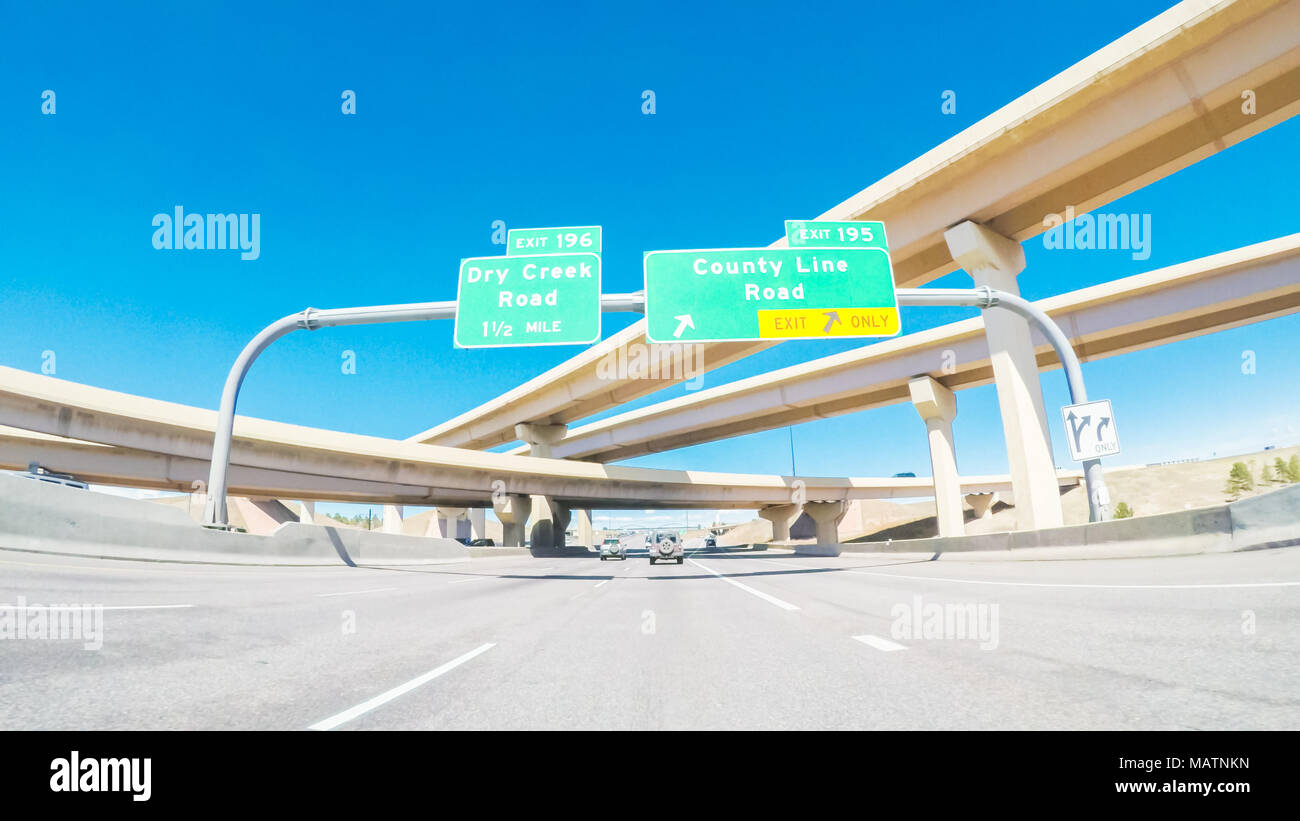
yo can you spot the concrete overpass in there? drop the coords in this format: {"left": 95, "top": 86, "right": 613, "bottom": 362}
{"left": 411, "top": 0, "right": 1300, "bottom": 455}
{"left": 509, "top": 234, "right": 1300, "bottom": 463}
{"left": 0, "top": 368, "right": 1082, "bottom": 545}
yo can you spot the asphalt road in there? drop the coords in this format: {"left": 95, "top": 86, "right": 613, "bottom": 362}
{"left": 1, "top": 543, "right": 1298, "bottom": 730}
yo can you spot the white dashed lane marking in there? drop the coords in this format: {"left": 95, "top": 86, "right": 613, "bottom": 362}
{"left": 853, "top": 634, "right": 908, "bottom": 652}
{"left": 688, "top": 559, "right": 800, "bottom": 611}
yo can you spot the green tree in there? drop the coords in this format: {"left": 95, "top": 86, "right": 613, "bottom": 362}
{"left": 1289, "top": 454, "right": 1300, "bottom": 483}
{"left": 1113, "top": 501, "right": 1134, "bottom": 519}
{"left": 1224, "top": 461, "right": 1254, "bottom": 499}
{"left": 1273, "top": 457, "right": 1291, "bottom": 482}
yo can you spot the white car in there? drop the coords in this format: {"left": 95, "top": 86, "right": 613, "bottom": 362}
{"left": 599, "top": 537, "right": 626, "bottom": 561}
{"left": 649, "top": 537, "right": 683, "bottom": 565}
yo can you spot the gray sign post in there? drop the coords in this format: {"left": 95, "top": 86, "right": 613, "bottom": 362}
{"left": 202, "top": 286, "right": 1109, "bottom": 528}
{"left": 202, "top": 294, "right": 646, "bottom": 529}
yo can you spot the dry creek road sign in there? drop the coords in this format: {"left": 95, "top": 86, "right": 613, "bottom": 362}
{"left": 454, "top": 252, "right": 601, "bottom": 348}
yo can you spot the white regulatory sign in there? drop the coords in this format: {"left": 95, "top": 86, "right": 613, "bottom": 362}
{"left": 1061, "top": 399, "right": 1120, "bottom": 461}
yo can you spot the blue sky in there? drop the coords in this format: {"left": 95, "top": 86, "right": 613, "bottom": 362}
{"left": 2, "top": 1, "right": 1298, "bottom": 521}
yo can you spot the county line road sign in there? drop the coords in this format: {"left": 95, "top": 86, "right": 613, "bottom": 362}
{"left": 454, "top": 252, "right": 601, "bottom": 348}
{"left": 1061, "top": 399, "right": 1121, "bottom": 461}
{"left": 643, "top": 247, "right": 900, "bottom": 344}
{"left": 785, "top": 220, "right": 888, "bottom": 250}
{"left": 506, "top": 226, "right": 602, "bottom": 256}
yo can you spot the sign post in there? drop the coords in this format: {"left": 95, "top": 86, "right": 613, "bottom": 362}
{"left": 454, "top": 252, "right": 601, "bottom": 348}
{"left": 643, "top": 247, "right": 899, "bottom": 344}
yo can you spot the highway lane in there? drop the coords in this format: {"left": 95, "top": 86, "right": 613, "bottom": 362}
{"left": 0, "top": 545, "right": 1297, "bottom": 730}
{"left": 0, "top": 551, "right": 608, "bottom": 730}
{"left": 681, "top": 550, "right": 1300, "bottom": 730}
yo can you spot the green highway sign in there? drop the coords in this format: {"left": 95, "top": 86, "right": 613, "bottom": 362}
{"left": 643, "top": 247, "right": 900, "bottom": 344}
{"left": 454, "top": 252, "right": 601, "bottom": 348}
{"left": 785, "top": 219, "right": 888, "bottom": 250}
{"left": 506, "top": 225, "right": 602, "bottom": 256}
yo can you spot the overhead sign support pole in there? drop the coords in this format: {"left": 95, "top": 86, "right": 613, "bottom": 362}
{"left": 201, "top": 293, "right": 646, "bottom": 529}
{"left": 896, "top": 286, "right": 1111, "bottom": 522}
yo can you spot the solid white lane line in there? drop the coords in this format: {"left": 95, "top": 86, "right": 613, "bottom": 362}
{"left": 315, "top": 587, "right": 397, "bottom": 598}
{"left": 853, "top": 634, "right": 908, "bottom": 652}
{"left": 594, "top": 579, "right": 609, "bottom": 588}
{"left": 309, "top": 643, "right": 496, "bottom": 731}
{"left": 847, "top": 570, "right": 1300, "bottom": 590}
{"left": 449, "top": 576, "right": 491, "bottom": 585}
{"left": 688, "top": 559, "right": 800, "bottom": 611}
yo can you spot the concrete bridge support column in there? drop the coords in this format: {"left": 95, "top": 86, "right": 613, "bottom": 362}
{"left": 493, "top": 494, "right": 532, "bottom": 548}
{"left": 759, "top": 503, "right": 803, "bottom": 543}
{"left": 576, "top": 509, "right": 594, "bottom": 548}
{"left": 426, "top": 508, "right": 447, "bottom": 538}
{"left": 804, "top": 501, "right": 847, "bottom": 545}
{"left": 469, "top": 508, "right": 487, "bottom": 541}
{"left": 541, "top": 503, "right": 573, "bottom": 550}
{"left": 430, "top": 507, "right": 466, "bottom": 539}
{"left": 382, "top": 504, "right": 405, "bottom": 535}
{"left": 966, "top": 492, "right": 999, "bottom": 519}
{"left": 944, "top": 221, "right": 1063, "bottom": 531}
{"left": 908, "top": 375, "right": 965, "bottom": 538}
{"left": 296, "top": 500, "right": 315, "bottom": 525}
{"left": 515, "top": 422, "right": 569, "bottom": 548}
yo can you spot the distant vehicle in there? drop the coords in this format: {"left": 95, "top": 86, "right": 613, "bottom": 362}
{"left": 600, "top": 537, "right": 626, "bottom": 561}
{"left": 468, "top": 538, "right": 495, "bottom": 547}
{"left": 650, "top": 535, "right": 683, "bottom": 565}
{"left": 1264, "top": 445, "right": 1277, "bottom": 451}
{"left": 644, "top": 534, "right": 654, "bottom": 547}
{"left": 18, "top": 465, "right": 88, "bottom": 490}
{"left": 892, "top": 472, "right": 916, "bottom": 478}
{"left": 704, "top": 535, "right": 717, "bottom": 550}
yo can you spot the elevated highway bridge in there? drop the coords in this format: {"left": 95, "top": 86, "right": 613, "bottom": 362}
{"left": 411, "top": 0, "right": 1300, "bottom": 454}
{"left": 509, "top": 234, "right": 1300, "bottom": 463}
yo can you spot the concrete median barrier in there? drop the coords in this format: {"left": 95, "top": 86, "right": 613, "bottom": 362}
{"left": 793, "top": 484, "right": 1299, "bottom": 560}
{"left": 1229, "top": 483, "right": 1300, "bottom": 550}
{"left": 0, "top": 473, "right": 471, "bottom": 566}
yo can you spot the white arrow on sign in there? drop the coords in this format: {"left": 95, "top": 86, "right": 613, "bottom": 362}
{"left": 1060, "top": 399, "right": 1120, "bottom": 461}
{"left": 673, "top": 314, "right": 695, "bottom": 339}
